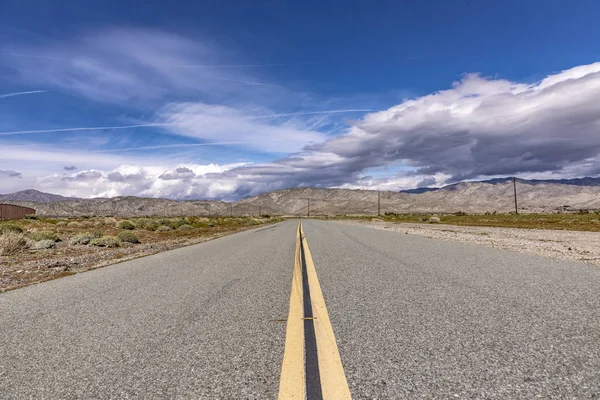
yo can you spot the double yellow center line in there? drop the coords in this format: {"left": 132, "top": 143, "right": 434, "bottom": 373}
{"left": 278, "top": 221, "right": 351, "bottom": 399}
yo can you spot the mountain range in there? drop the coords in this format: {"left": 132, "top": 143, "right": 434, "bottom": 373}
{"left": 2, "top": 177, "right": 600, "bottom": 217}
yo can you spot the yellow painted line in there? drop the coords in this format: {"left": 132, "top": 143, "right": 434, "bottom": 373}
{"left": 300, "top": 222, "right": 352, "bottom": 399}
{"left": 278, "top": 222, "right": 305, "bottom": 399}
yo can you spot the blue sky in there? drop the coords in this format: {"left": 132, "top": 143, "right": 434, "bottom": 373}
{"left": 1, "top": 0, "right": 600, "bottom": 199}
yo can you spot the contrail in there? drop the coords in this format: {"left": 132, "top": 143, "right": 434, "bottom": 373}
{"left": 204, "top": 76, "right": 285, "bottom": 88}
{"left": 0, "top": 90, "right": 47, "bottom": 99}
{"left": 0, "top": 53, "right": 70, "bottom": 61}
{"left": 0, "top": 123, "right": 170, "bottom": 136}
{"left": 102, "top": 141, "right": 249, "bottom": 153}
{"left": 0, "top": 110, "right": 374, "bottom": 136}
{"left": 249, "top": 109, "right": 376, "bottom": 119}
{"left": 175, "top": 63, "right": 292, "bottom": 69}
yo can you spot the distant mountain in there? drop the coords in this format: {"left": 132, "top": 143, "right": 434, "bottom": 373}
{"left": 0, "top": 189, "right": 80, "bottom": 203}
{"left": 4, "top": 175, "right": 600, "bottom": 216}
{"left": 399, "top": 176, "right": 600, "bottom": 193}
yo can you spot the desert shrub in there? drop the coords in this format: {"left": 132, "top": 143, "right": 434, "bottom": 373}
{"left": 117, "top": 231, "right": 140, "bottom": 243}
{"left": 31, "top": 239, "right": 56, "bottom": 250}
{"left": 104, "top": 217, "right": 117, "bottom": 225}
{"left": 179, "top": 224, "right": 194, "bottom": 231}
{"left": 0, "top": 223, "right": 24, "bottom": 234}
{"left": 29, "top": 231, "right": 60, "bottom": 242}
{"left": 56, "top": 221, "right": 68, "bottom": 227}
{"left": 67, "top": 221, "right": 81, "bottom": 228}
{"left": 70, "top": 233, "right": 94, "bottom": 245}
{"left": 89, "top": 237, "right": 120, "bottom": 247}
{"left": 118, "top": 220, "right": 135, "bottom": 230}
{"left": 0, "top": 232, "right": 29, "bottom": 255}
{"left": 429, "top": 216, "right": 441, "bottom": 223}
{"left": 454, "top": 211, "right": 468, "bottom": 216}
{"left": 79, "top": 221, "right": 94, "bottom": 228}
{"left": 170, "top": 219, "right": 188, "bottom": 229}
{"left": 577, "top": 209, "right": 590, "bottom": 215}
{"left": 24, "top": 214, "right": 38, "bottom": 220}
{"left": 157, "top": 225, "right": 171, "bottom": 232}
{"left": 144, "top": 221, "right": 159, "bottom": 231}
{"left": 92, "top": 230, "right": 103, "bottom": 238}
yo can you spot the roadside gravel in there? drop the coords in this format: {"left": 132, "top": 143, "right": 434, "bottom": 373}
{"left": 341, "top": 219, "right": 600, "bottom": 267}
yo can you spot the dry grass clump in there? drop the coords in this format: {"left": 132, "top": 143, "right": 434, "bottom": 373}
{"left": 0, "top": 223, "right": 24, "bottom": 234}
{"left": 104, "top": 217, "right": 118, "bottom": 225}
{"left": 157, "top": 225, "right": 171, "bottom": 232}
{"left": 117, "top": 231, "right": 140, "bottom": 243}
{"left": 56, "top": 221, "right": 68, "bottom": 227}
{"left": 28, "top": 230, "right": 61, "bottom": 242}
{"left": 31, "top": 239, "right": 57, "bottom": 250}
{"left": 0, "top": 232, "right": 29, "bottom": 255}
{"left": 70, "top": 233, "right": 94, "bottom": 245}
{"left": 178, "top": 224, "right": 194, "bottom": 231}
{"left": 67, "top": 221, "right": 81, "bottom": 228}
{"left": 90, "top": 236, "right": 120, "bottom": 248}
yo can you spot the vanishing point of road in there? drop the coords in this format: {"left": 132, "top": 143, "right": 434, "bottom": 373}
{"left": 1, "top": 220, "right": 599, "bottom": 399}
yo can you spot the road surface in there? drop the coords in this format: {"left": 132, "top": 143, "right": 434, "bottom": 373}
{"left": 1, "top": 219, "right": 599, "bottom": 399}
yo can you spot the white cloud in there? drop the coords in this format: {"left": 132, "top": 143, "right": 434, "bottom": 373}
{"left": 157, "top": 102, "right": 328, "bottom": 153}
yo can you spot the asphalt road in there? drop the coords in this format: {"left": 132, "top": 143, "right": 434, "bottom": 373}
{"left": 2, "top": 219, "right": 600, "bottom": 399}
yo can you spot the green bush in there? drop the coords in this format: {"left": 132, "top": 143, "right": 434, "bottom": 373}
{"left": 157, "top": 225, "right": 171, "bottom": 232}
{"left": 170, "top": 219, "right": 188, "bottom": 229}
{"left": 118, "top": 220, "right": 135, "bottom": 230}
{"left": 179, "top": 224, "right": 194, "bottom": 231}
{"left": 70, "top": 233, "right": 93, "bottom": 245}
{"left": 90, "top": 237, "right": 120, "bottom": 248}
{"left": 32, "top": 239, "right": 56, "bottom": 250}
{"left": 24, "top": 214, "right": 38, "bottom": 220}
{"left": 144, "top": 221, "right": 159, "bottom": 231}
{"left": 117, "top": 231, "right": 140, "bottom": 243}
{"left": 158, "top": 219, "right": 171, "bottom": 226}
{"left": 29, "top": 231, "right": 60, "bottom": 242}
{"left": 454, "top": 211, "right": 468, "bottom": 216}
{"left": 0, "top": 223, "right": 23, "bottom": 234}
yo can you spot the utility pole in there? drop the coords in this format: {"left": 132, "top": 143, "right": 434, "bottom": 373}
{"left": 301, "top": 198, "right": 310, "bottom": 218}
{"left": 513, "top": 177, "right": 518, "bottom": 214}
{"left": 377, "top": 190, "right": 381, "bottom": 216}
{"left": 230, "top": 203, "right": 233, "bottom": 218}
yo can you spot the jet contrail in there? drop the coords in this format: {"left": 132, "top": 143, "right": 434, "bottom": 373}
{"left": 0, "top": 110, "right": 374, "bottom": 136}
{"left": 249, "top": 109, "right": 376, "bottom": 119}
{"left": 175, "top": 63, "right": 292, "bottom": 69}
{"left": 0, "top": 123, "right": 170, "bottom": 136}
{"left": 0, "top": 53, "right": 70, "bottom": 61}
{"left": 0, "top": 90, "right": 47, "bottom": 99}
{"left": 102, "top": 141, "right": 249, "bottom": 153}
{"left": 203, "top": 76, "right": 285, "bottom": 88}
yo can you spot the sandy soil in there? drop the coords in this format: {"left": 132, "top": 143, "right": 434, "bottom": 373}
{"left": 342, "top": 219, "right": 600, "bottom": 267}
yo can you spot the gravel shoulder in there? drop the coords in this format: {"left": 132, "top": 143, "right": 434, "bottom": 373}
{"left": 340, "top": 219, "right": 600, "bottom": 267}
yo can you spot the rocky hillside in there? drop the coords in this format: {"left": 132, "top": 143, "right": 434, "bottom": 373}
{"left": 0, "top": 189, "right": 79, "bottom": 203}
{"left": 3, "top": 178, "right": 600, "bottom": 217}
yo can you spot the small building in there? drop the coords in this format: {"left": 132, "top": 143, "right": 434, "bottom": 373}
{"left": 0, "top": 204, "right": 36, "bottom": 220}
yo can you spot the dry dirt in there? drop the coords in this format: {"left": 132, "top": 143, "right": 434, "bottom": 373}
{"left": 343, "top": 219, "right": 600, "bottom": 267}
{"left": 0, "top": 217, "right": 279, "bottom": 293}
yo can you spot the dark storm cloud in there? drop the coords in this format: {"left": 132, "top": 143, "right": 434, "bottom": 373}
{"left": 0, "top": 169, "right": 22, "bottom": 179}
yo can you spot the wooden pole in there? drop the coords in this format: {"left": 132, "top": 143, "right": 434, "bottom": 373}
{"left": 513, "top": 177, "right": 518, "bottom": 214}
